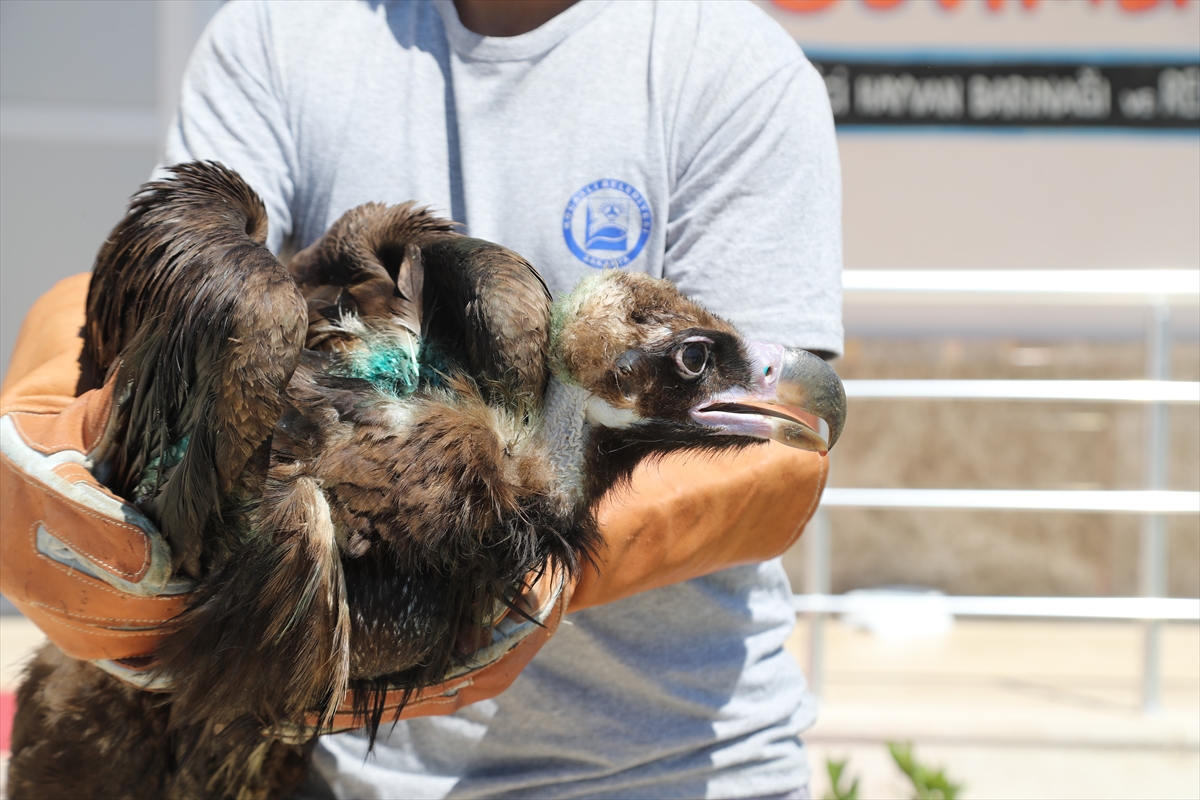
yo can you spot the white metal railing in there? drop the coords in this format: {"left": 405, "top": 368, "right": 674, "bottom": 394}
{"left": 793, "top": 594, "right": 1200, "bottom": 621}
{"left": 802, "top": 269, "right": 1200, "bottom": 713}
{"left": 844, "top": 379, "right": 1199, "bottom": 403}
{"left": 842, "top": 269, "right": 1200, "bottom": 303}
{"left": 821, "top": 488, "right": 1199, "bottom": 514}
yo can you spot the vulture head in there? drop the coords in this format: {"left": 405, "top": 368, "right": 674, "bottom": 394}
{"left": 542, "top": 270, "right": 845, "bottom": 506}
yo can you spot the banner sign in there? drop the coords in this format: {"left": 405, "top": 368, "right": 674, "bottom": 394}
{"left": 810, "top": 56, "right": 1200, "bottom": 129}
{"left": 775, "top": 0, "right": 1194, "bottom": 15}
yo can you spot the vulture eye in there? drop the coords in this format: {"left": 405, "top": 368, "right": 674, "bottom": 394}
{"left": 674, "top": 339, "right": 711, "bottom": 378}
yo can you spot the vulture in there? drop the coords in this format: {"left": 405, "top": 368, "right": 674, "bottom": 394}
{"left": 6, "top": 162, "right": 846, "bottom": 800}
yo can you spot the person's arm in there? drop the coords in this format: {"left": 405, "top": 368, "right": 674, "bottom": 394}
{"left": 0, "top": 277, "right": 187, "bottom": 674}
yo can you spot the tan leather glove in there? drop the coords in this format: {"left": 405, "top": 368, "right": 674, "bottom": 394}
{"left": 0, "top": 275, "right": 187, "bottom": 677}
{"left": 572, "top": 442, "right": 826, "bottom": 612}
{"left": 1, "top": 274, "right": 827, "bottom": 724}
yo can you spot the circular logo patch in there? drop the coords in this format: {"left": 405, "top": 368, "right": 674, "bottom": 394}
{"left": 562, "top": 180, "right": 652, "bottom": 269}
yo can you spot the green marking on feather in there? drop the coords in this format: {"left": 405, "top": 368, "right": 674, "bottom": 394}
{"left": 344, "top": 335, "right": 422, "bottom": 397}
{"left": 349, "top": 343, "right": 420, "bottom": 394}
{"left": 415, "top": 339, "right": 458, "bottom": 391}
{"left": 133, "top": 435, "right": 190, "bottom": 501}
{"left": 339, "top": 333, "right": 469, "bottom": 397}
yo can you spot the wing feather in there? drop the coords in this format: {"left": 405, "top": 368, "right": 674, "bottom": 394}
{"left": 84, "top": 161, "right": 307, "bottom": 577}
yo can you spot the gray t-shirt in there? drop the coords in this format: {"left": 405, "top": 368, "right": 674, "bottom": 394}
{"left": 163, "top": 1, "right": 843, "bottom": 797}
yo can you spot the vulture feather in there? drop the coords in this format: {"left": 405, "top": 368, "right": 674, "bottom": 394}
{"left": 7, "top": 162, "right": 846, "bottom": 800}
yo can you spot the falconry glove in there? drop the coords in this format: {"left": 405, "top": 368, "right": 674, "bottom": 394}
{"left": 574, "top": 441, "right": 827, "bottom": 612}
{"left": 0, "top": 275, "right": 188, "bottom": 681}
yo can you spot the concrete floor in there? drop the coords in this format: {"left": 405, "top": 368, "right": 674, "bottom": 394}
{"left": 787, "top": 617, "right": 1200, "bottom": 800}
{"left": 2, "top": 615, "right": 1198, "bottom": 798}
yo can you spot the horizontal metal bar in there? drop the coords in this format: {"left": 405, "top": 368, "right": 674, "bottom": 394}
{"left": 821, "top": 488, "right": 1200, "bottom": 514}
{"left": 793, "top": 594, "right": 1200, "bottom": 621}
{"left": 843, "top": 270, "right": 1200, "bottom": 305}
{"left": 844, "top": 379, "right": 1200, "bottom": 403}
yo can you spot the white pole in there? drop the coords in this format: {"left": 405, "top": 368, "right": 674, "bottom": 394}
{"left": 1140, "top": 303, "right": 1171, "bottom": 714}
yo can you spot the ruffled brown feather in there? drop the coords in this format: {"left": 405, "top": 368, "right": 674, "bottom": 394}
{"left": 83, "top": 161, "right": 308, "bottom": 578}
{"left": 14, "top": 161, "right": 721, "bottom": 799}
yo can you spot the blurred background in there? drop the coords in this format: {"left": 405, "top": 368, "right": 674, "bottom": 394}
{"left": 1, "top": 1, "right": 1198, "bottom": 798}
{"left": 758, "top": 2, "right": 1200, "bottom": 797}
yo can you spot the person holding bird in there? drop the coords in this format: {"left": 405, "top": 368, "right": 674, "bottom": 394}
{"left": 0, "top": 1, "right": 844, "bottom": 798}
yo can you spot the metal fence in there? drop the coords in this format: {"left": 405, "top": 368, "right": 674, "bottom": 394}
{"left": 794, "top": 269, "right": 1200, "bottom": 713}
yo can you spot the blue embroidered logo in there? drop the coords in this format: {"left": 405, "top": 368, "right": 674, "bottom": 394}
{"left": 562, "top": 180, "right": 652, "bottom": 268}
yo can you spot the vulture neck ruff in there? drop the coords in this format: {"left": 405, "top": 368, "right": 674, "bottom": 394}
{"left": 539, "top": 376, "right": 641, "bottom": 509}
{"left": 539, "top": 377, "right": 592, "bottom": 509}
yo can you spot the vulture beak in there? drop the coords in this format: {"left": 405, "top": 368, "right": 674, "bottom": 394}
{"left": 692, "top": 342, "right": 847, "bottom": 454}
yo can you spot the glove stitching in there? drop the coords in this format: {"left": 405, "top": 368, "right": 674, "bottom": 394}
{"left": 26, "top": 523, "right": 176, "bottom": 603}
{"left": 8, "top": 460, "right": 151, "bottom": 579}
{"left": 25, "top": 613, "right": 167, "bottom": 639}
{"left": 16, "top": 559, "right": 172, "bottom": 637}
{"left": 25, "top": 600, "right": 176, "bottom": 626}
{"left": 7, "top": 410, "right": 86, "bottom": 454}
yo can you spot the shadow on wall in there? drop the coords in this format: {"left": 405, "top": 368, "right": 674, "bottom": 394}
{"left": 0, "top": 0, "right": 220, "bottom": 380}
{"left": 0, "top": 142, "right": 160, "bottom": 379}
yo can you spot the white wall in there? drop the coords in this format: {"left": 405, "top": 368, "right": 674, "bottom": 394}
{"left": 0, "top": 0, "right": 221, "bottom": 378}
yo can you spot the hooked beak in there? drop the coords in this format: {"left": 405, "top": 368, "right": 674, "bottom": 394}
{"left": 690, "top": 342, "right": 847, "bottom": 454}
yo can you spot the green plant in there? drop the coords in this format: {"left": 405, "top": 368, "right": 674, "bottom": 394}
{"left": 822, "top": 757, "right": 860, "bottom": 800}
{"left": 887, "top": 741, "right": 963, "bottom": 800}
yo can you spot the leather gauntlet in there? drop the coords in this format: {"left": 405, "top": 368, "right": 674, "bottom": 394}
{"left": 1, "top": 275, "right": 187, "bottom": 671}
{"left": 572, "top": 443, "right": 826, "bottom": 612}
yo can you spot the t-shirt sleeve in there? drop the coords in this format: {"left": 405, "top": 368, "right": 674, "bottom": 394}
{"left": 158, "top": 0, "right": 298, "bottom": 255}
{"left": 663, "top": 41, "right": 843, "bottom": 357}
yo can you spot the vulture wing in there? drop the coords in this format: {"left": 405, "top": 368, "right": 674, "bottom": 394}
{"left": 83, "top": 161, "right": 307, "bottom": 578}
{"left": 286, "top": 206, "right": 552, "bottom": 408}
{"left": 287, "top": 202, "right": 454, "bottom": 358}
{"left": 421, "top": 237, "right": 552, "bottom": 407}
{"left": 84, "top": 184, "right": 562, "bottom": 735}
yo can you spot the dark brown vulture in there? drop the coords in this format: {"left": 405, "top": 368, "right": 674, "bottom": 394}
{"left": 6, "top": 162, "right": 845, "bottom": 799}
